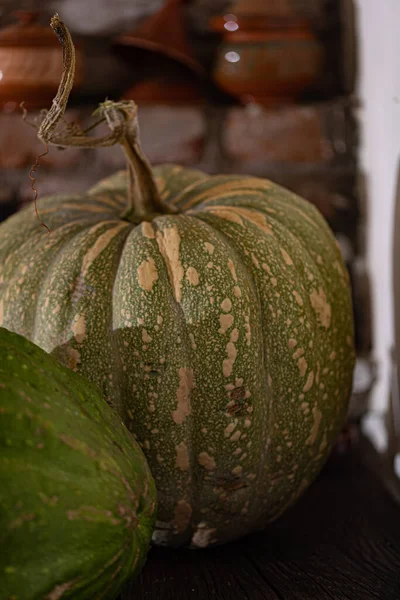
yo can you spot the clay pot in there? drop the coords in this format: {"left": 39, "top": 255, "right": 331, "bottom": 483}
{"left": 123, "top": 75, "right": 204, "bottom": 107}
{"left": 0, "top": 11, "right": 83, "bottom": 111}
{"left": 115, "top": 0, "right": 206, "bottom": 107}
{"left": 114, "top": 0, "right": 204, "bottom": 76}
{"left": 210, "top": 3, "right": 323, "bottom": 105}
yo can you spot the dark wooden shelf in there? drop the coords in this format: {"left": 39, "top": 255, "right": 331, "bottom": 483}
{"left": 121, "top": 439, "right": 400, "bottom": 600}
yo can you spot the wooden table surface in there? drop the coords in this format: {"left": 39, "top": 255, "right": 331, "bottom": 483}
{"left": 121, "top": 439, "right": 400, "bottom": 600}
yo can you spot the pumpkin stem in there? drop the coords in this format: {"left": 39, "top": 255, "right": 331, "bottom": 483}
{"left": 34, "top": 14, "right": 176, "bottom": 220}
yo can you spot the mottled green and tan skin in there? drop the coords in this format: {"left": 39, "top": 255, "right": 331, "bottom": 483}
{"left": 0, "top": 164, "right": 354, "bottom": 547}
{"left": 0, "top": 16, "right": 354, "bottom": 548}
{"left": 0, "top": 327, "right": 156, "bottom": 599}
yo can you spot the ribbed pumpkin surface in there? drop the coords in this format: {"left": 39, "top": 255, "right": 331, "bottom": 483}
{"left": 0, "top": 326, "right": 156, "bottom": 599}
{"left": 0, "top": 164, "right": 354, "bottom": 547}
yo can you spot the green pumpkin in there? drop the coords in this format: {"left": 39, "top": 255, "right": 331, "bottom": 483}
{"left": 0, "top": 16, "right": 354, "bottom": 548}
{"left": 0, "top": 327, "right": 156, "bottom": 599}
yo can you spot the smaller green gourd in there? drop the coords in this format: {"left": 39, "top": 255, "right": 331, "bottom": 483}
{"left": 0, "top": 326, "right": 157, "bottom": 600}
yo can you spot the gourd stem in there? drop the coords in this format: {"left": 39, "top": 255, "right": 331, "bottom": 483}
{"left": 36, "top": 14, "right": 175, "bottom": 221}
{"left": 119, "top": 111, "right": 172, "bottom": 218}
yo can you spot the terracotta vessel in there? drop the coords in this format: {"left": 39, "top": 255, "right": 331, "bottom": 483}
{"left": 123, "top": 74, "right": 204, "bottom": 107}
{"left": 115, "top": 0, "right": 205, "bottom": 106}
{"left": 210, "top": 0, "right": 323, "bottom": 105}
{"left": 0, "top": 11, "right": 83, "bottom": 110}
{"left": 114, "top": 0, "right": 204, "bottom": 76}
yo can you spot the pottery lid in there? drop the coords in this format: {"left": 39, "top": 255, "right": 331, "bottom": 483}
{"left": 229, "top": 0, "right": 292, "bottom": 17}
{"left": 123, "top": 76, "right": 204, "bottom": 106}
{"left": 114, "top": 0, "right": 205, "bottom": 76}
{"left": 210, "top": 0, "right": 311, "bottom": 32}
{"left": 0, "top": 11, "right": 62, "bottom": 47}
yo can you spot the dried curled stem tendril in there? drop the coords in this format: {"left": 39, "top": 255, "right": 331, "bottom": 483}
{"left": 20, "top": 102, "right": 51, "bottom": 233}
{"left": 29, "top": 145, "right": 50, "bottom": 234}
{"left": 21, "top": 11, "right": 76, "bottom": 235}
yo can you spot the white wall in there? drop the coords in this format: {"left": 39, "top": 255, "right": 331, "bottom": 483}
{"left": 357, "top": 0, "right": 400, "bottom": 413}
